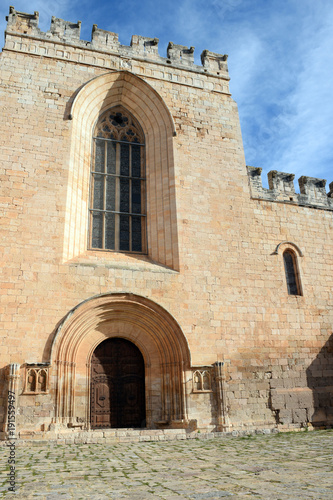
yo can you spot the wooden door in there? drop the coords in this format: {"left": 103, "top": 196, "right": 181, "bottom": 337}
{"left": 90, "top": 338, "right": 145, "bottom": 429}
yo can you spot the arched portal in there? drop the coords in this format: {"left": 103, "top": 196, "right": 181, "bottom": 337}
{"left": 90, "top": 338, "right": 146, "bottom": 429}
{"left": 50, "top": 293, "right": 191, "bottom": 429}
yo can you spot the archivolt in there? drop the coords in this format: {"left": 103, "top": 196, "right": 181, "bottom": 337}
{"left": 64, "top": 71, "right": 179, "bottom": 269}
{"left": 69, "top": 71, "right": 176, "bottom": 136}
{"left": 51, "top": 293, "right": 190, "bottom": 365}
{"left": 273, "top": 241, "right": 303, "bottom": 257}
{"left": 50, "top": 293, "right": 190, "bottom": 426}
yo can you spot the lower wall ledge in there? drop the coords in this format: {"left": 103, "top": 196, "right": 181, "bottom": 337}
{"left": 2, "top": 423, "right": 332, "bottom": 446}
{"left": 0, "top": 426, "right": 280, "bottom": 446}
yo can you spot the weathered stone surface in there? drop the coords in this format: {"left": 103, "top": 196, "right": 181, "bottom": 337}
{"left": 167, "top": 41, "right": 194, "bottom": 65}
{"left": 0, "top": 7, "right": 333, "bottom": 441}
{"left": 247, "top": 166, "right": 333, "bottom": 210}
{"left": 1, "top": 431, "right": 332, "bottom": 498}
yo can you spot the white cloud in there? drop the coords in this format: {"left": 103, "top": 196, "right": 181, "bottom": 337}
{"left": 0, "top": 0, "right": 332, "bottom": 187}
{"left": 272, "top": 11, "right": 333, "bottom": 180}
{"left": 214, "top": 0, "right": 333, "bottom": 188}
{"left": 0, "top": 1, "right": 78, "bottom": 43}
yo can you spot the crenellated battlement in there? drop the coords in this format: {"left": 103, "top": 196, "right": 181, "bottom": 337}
{"left": 247, "top": 166, "right": 333, "bottom": 211}
{"left": 4, "top": 6, "right": 229, "bottom": 79}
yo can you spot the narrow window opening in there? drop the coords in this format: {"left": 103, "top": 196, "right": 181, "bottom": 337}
{"left": 283, "top": 250, "right": 301, "bottom": 296}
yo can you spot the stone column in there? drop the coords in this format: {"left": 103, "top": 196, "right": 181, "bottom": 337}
{"left": 214, "top": 361, "right": 230, "bottom": 431}
{"left": 54, "top": 360, "right": 76, "bottom": 426}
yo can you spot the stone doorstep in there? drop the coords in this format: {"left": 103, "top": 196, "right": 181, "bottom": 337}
{"left": 0, "top": 427, "right": 283, "bottom": 446}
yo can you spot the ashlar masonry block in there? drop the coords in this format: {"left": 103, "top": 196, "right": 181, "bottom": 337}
{"left": 6, "top": 5, "right": 39, "bottom": 35}
{"left": 298, "top": 176, "right": 328, "bottom": 204}
{"left": 49, "top": 16, "right": 81, "bottom": 42}
{"left": 167, "top": 42, "right": 195, "bottom": 66}
{"left": 131, "top": 35, "right": 159, "bottom": 57}
{"left": 1, "top": 6, "right": 333, "bottom": 440}
{"left": 268, "top": 170, "right": 296, "bottom": 197}
{"left": 91, "top": 25, "right": 120, "bottom": 51}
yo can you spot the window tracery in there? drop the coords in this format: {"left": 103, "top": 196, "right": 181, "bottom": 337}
{"left": 89, "top": 107, "right": 146, "bottom": 253}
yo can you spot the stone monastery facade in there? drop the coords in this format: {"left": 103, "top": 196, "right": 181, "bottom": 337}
{"left": 1, "top": 6, "right": 332, "bottom": 442}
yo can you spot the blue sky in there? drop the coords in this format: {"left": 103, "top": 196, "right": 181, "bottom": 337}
{"left": 1, "top": 1, "right": 332, "bottom": 190}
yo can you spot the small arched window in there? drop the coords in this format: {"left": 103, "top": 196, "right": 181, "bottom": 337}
{"left": 283, "top": 250, "right": 301, "bottom": 295}
{"left": 193, "top": 370, "right": 202, "bottom": 391}
{"left": 26, "top": 368, "right": 37, "bottom": 392}
{"left": 37, "top": 369, "right": 47, "bottom": 392}
{"left": 202, "top": 371, "right": 211, "bottom": 391}
{"left": 89, "top": 107, "right": 146, "bottom": 253}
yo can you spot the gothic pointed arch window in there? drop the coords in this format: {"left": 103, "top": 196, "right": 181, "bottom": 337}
{"left": 89, "top": 106, "right": 146, "bottom": 253}
{"left": 283, "top": 249, "right": 301, "bottom": 296}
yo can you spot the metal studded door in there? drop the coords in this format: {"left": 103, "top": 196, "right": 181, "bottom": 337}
{"left": 90, "top": 338, "right": 145, "bottom": 429}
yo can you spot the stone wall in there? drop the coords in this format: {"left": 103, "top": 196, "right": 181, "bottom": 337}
{"left": 0, "top": 7, "right": 332, "bottom": 439}
{"left": 247, "top": 166, "right": 333, "bottom": 210}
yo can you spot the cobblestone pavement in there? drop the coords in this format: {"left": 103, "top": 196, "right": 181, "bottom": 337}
{"left": 1, "top": 430, "right": 333, "bottom": 499}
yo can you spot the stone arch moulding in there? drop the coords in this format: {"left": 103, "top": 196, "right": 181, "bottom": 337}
{"left": 63, "top": 70, "right": 179, "bottom": 270}
{"left": 273, "top": 241, "right": 304, "bottom": 296}
{"left": 273, "top": 241, "right": 303, "bottom": 257}
{"left": 50, "top": 293, "right": 191, "bottom": 430}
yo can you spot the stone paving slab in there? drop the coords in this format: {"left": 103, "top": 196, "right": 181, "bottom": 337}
{"left": 0, "top": 430, "right": 333, "bottom": 499}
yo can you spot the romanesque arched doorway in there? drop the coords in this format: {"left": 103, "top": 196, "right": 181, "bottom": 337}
{"left": 90, "top": 338, "right": 145, "bottom": 429}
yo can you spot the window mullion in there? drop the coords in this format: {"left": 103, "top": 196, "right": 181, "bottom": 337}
{"left": 90, "top": 109, "right": 146, "bottom": 254}
{"left": 129, "top": 144, "right": 132, "bottom": 251}
{"left": 89, "top": 156, "right": 94, "bottom": 248}
{"left": 115, "top": 142, "right": 120, "bottom": 251}
{"left": 101, "top": 141, "right": 107, "bottom": 249}
{"left": 141, "top": 145, "right": 146, "bottom": 253}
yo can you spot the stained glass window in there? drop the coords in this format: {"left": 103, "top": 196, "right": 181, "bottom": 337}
{"left": 89, "top": 107, "right": 146, "bottom": 253}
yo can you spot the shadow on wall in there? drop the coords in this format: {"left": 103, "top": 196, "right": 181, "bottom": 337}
{"left": 306, "top": 332, "right": 333, "bottom": 428}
